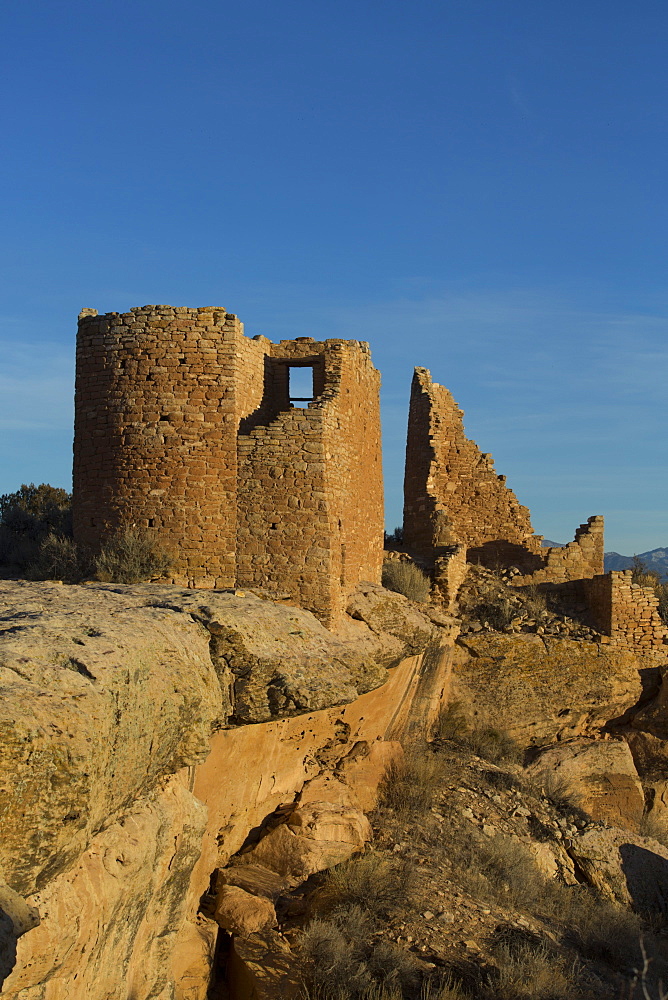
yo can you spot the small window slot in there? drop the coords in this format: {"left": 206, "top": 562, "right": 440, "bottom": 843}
{"left": 288, "top": 365, "right": 315, "bottom": 407}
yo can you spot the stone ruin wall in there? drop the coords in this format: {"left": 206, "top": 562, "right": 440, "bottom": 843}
{"left": 73, "top": 306, "right": 383, "bottom": 627}
{"left": 584, "top": 570, "right": 668, "bottom": 651}
{"left": 74, "top": 306, "right": 251, "bottom": 588}
{"left": 236, "top": 338, "right": 384, "bottom": 625}
{"left": 399, "top": 364, "right": 668, "bottom": 652}
{"left": 403, "top": 366, "right": 542, "bottom": 568}
{"left": 511, "top": 516, "right": 605, "bottom": 586}
{"left": 402, "top": 366, "right": 605, "bottom": 583}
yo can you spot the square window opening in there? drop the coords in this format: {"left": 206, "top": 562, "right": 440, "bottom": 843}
{"left": 288, "top": 365, "right": 315, "bottom": 407}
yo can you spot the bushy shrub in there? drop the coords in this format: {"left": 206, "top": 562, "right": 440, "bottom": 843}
{"left": 470, "top": 597, "right": 516, "bottom": 630}
{"left": 385, "top": 526, "right": 404, "bottom": 547}
{"left": 312, "top": 853, "right": 413, "bottom": 920}
{"left": 382, "top": 561, "right": 430, "bottom": 603}
{"left": 379, "top": 747, "right": 451, "bottom": 816}
{"left": 0, "top": 483, "right": 71, "bottom": 530}
{"left": 489, "top": 932, "right": 580, "bottom": 1000}
{"left": 632, "top": 556, "right": 668, "bottom": 626}
{"left": 26, "top": 533, "right": 85, "bottom": 582}
{"left": 556, "top": 885, "right": 642, "bottom": 969}
{"left": 298, "top": 904, "right": 420, "bottom": 1000}
{"left": 457, "top": 833, "right": 545, "bottom": 910}
{"left": 93, "top": 528, "right": 172, "bottom": 584}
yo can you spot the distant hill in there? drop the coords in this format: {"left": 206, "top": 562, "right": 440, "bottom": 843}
{"left": 541, "top": 539, "right": 565, "bottom": 548}
{"left": 604, "top": 548, "right": 668, "bottom": 582}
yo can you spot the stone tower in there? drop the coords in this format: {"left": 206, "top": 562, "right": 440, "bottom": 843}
{"left": 73, "top": 305, "right": 384, "bottom": 626}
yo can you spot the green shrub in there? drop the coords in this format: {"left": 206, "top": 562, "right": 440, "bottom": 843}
{"left": 632, "top": 557, "right": 668, "bottom": 626}
{"left": 382, "top": 561, "right": 430, "bottom": 603}
{"left": 0, "top": 483, "right": 72, "bottom": 571}
{"left": 0, "top": 483, "right": 71, "bottom": 529}
{"left": 93, "top": 528, "right": 172, "bottom": 584}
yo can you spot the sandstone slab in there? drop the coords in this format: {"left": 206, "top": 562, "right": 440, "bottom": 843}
{"left": 568, "top": 826, "right": 668, "bottom": 913}
{"left": 453, "top": 633, "right": 646, "bottom": 745}
{"left": 526, "top": 738, "right": 644, "bottom": 831}
{"left": 0, "top": 580, "right": 222, "bottom": 894}
{"left": 2, "top": 777, "right": 210, "bottom": 1000}
{"left": 236, "top": 801, "right": 371, "bottom": 878}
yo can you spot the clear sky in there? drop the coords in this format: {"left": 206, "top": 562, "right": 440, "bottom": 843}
{"left": 1, "top": 0, "right": 666, "bottom": 554}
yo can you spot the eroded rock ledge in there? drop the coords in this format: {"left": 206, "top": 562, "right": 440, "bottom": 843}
{"left": 0, "top": 579, "right": 454, "bottom": 999}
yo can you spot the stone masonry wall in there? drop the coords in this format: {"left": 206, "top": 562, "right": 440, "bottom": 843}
{"left": 73, "top": 309, "right": 383, "bottom": 626}
{"left": 512, "top": 516, "right": 605, "bottom": 586}
{"left": 403, "top": 367, "right": 540, "bottom": 567}
{"left": 74, "top": 305, "right": 259, "bottom": 588}
{"left": 236, "top": 339, "right": 384, "bottom": 626}
{"left": 584, "top": 571, "right": 668, "bottom": 651}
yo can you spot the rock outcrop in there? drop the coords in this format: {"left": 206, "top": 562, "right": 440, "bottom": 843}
{"left": 1, "top": 573, "right": 666, "bottom": 999}
{"left": 452, "top": 632, "right": 652, "bottom": 745}
{"left": 0, "top": 579, "right": 455, "bottom": 999}
{"left": 526, "top": 738, "right": 645, "bottom": 832}
{"left": 569, "top": 826, "right": 668, "bottom": 911}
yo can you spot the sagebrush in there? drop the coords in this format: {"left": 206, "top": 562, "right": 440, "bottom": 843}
{"left": 382, "top": 561, "right": 431, "bottom": 603}
{"left": 93, "top": 528, "right": 172, "bottom": 584}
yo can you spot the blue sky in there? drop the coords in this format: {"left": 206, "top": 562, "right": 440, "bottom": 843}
{"left": 1, "top": 0, "right": 666, "bottom": 553}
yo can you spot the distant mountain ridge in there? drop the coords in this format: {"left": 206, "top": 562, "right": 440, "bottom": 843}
{"left": 604, "top": 547, "right": 668, "bottom": 581}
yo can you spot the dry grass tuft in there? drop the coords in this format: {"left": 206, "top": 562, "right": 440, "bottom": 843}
{"left": 435, "top": 702, "right": 522, "bottom": 765}
{"left": 379, "top": 746, "right": 452, "bottom": 817}
{"left": 489, "top": 932, "right": 582, "bottom": 999}
{"left": 382, "top": 561, "right": 431, "bottom": 603}
{"left": 93, "top": 527, "right": 172, "bottom": 584}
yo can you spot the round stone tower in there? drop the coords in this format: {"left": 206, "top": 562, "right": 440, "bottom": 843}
{"left": 73, "top": 304, "right": 265, "bottom": 588}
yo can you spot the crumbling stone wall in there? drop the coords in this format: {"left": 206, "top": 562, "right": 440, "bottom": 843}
{"left": 402, "top": 367, "right": 605, "bottom": 589}
{"left": 432, "top": 545, "right": 468, "bottom": 611}
{"left": 584, "top": 571, "right": 668, "bottom": 650}
{"left": 73, "top": 307, "right": 383, "bottom": 626}
{"left": 512, "top": 517, "right": 605, "bottom": 585}
{"left": 403, "top": 367, "right": 541, "bottom": 568}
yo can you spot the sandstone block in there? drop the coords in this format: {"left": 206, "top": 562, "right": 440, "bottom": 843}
{"left": 526, "top": 738, "right": 644, "bottom": 831}
{"left": 214, "top": 885, "right": 277, "bottom": 937}
{"left": 569, "top": 826, "right": 668, "bottom": 911}
{"left": 237, "top": 801, "right": 371, "bottom": 878}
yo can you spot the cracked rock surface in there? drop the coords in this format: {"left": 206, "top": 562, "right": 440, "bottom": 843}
{"left": 0, "top": 579, "right": 445, "bottom": 896}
